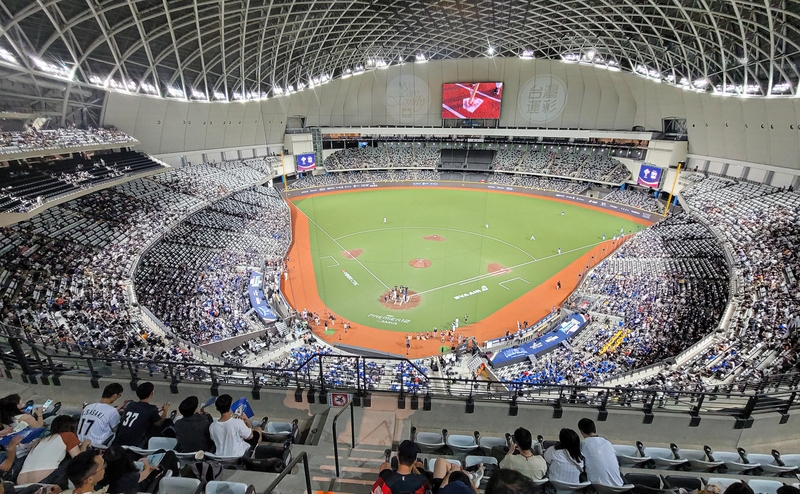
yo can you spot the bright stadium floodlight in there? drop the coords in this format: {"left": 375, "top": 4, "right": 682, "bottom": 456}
{"left": 376, "top": 59, "right": 388, "bottom": 69}
{"left": 771, "top": 82, "right": 791, "bottom": 94}
{"left": 415, "top": 53, "right": 427, "bottom": 63}
{"left": 520, "top": 49, "right": 534, "bottom": 60}
{"left": 693, "top": 78, "right": 709, "bottom": 88}
{"left": 487, "top": 46, "right": 495, "bottom": 56}
{"left": 342, "top": 67, "right": 352, "bottom": 78}
{"left": 89, "top": 75, "right": 104, "bottom": 85}
{"left": 0, "top": 47, "right": 17, "bottom": 64}
{"left": 167, "top": 86, "right": 184, "bottom": 98}
{"left": 586, "top": 49, "right": 596, "bottom": 60}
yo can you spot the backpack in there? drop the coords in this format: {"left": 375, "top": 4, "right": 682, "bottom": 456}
{"left": 187, "top": 460, "right": 223, "bottom": 483}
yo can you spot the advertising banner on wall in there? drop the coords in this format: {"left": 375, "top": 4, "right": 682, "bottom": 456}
{"left": 637, "top": 164, "right": 663, "bottom": 188}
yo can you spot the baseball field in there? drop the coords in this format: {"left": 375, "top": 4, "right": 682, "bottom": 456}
{"left": 282, "top": 187, "right": 648, "bottom": 355}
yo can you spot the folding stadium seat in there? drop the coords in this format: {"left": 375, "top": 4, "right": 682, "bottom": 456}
{"left": 746, "top": 480, "right": 785, "bottom": 494}
{"left": 641, "top": 444, "right": 689, "bottom": 469}
{"left": 662, "top": 475, "right": 703, "bottom": 491}
{"left": 412, "top": 428, "right": 445, "bottom": 453}
{"left": 263, "top": 418, "right": 296, "bottom": 443}
{"left": 711, "top": 451, "right": 761, "bottom": 473}
{"left": 465, "top": 456, "right": 498, "bottom": 468}
{"left": 205, "top": 481, "right": 251, "bottom": 494}
{"left": 741, "top": 453, "right": 798, "bottom": 476}
{"left": 550, "top": 479, "right": 592, "bottom": 494}
{"left": 675, "top": 445, "right": 724, "bottom": 471}
{"left": 705, "top": 478, "right": 743, "bottom": 492}
{"left": 593, "top": 483, "right": 636, "bottom": 494}
{"left": 478, "top": 434, "right": 508, "bottom": 451}
{"left": 774, "top": 454, "right": 800, "bottom": 471}
{"left": 615, "top": 444, "right": 653, "bottom": 467}
{"left": 625, "top": 473, "right": 661, "bottom": 490}
{"left": 444, "top": 429, "right": 478, "bottom": 454}
{"left": 149, "top": 437, "right": 178, "bottom": 451}
{"left": 158, "top": 477, "right": 201, "bottom": 494}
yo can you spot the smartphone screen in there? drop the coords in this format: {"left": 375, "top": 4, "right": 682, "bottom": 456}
{"left": 42, "top": 399, "right": 53, "bottom": 410}
{"left": 24, "top": 405, "right": 34, "bottom": 414}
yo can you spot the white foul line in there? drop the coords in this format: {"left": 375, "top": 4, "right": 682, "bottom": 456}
{"left": 319, "top": 255, "right": 340, "bottom": 268}
{"left": 499, "top": 277, "right": 530, "bottom": 290}
{"left": 335, "top": 226, "right": 536, "bottom": 261}
{"left": 415, "top": 239, "right": 610, "bottom": 296}
{"left": 442, "top": 103, "right": 467, "bottom": 119}
{"left": 296, "top": 209, "right": 390, "bottom": 290}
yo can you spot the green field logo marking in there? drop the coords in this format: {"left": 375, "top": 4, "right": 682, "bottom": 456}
{"left": 341, "top": 270, "right": 359, "bottom": 286}
{"left": 368, "top": 314, "right": 411, "bottom": 325}
{"left": 454, "top": 285, "right": 488, "bottom": 300}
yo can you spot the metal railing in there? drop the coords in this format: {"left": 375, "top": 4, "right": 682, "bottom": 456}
{"left": 2, "top": 324, "right": 799, "bottom": 421}
{"left": 262, "top": 450, "right": 312, "bottom": 494}
{"left": 332, "top": 399, "right": 356, "bottom": 477}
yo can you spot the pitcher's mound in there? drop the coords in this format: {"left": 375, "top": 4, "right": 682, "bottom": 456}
{"left": 379, "top": 290, "right": 421, "bottom": 310}
{"left": 488, "top": 263, "right": 511, "bottom": 275}
{"left": 409, "top": 258, "right": 432, "bottom": 268}
{"left": 343, "top": 249, "right": 363, "bottom": 259}
{"left": 423, "top": 235, "right": 446, "bottom": 241}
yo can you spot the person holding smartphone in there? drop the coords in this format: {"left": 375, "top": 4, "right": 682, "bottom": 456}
{"left": 113, "top": 382, "right": 170, "bottom": 448}
{"left": 209, "top": 394, "right": 262, "bottom": 457}
{"left": 500, "top": 428, "right": 547, "bottom": 481}
{"left": 78, "top": 383, "right": 125, "bottom": 447}
{"left": 0, "top": 394, "right": 43, "bottom": 430}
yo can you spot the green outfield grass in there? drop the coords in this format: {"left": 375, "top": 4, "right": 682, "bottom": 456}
{"left": 293, "top": 188, "right": 641, "bottom": 332}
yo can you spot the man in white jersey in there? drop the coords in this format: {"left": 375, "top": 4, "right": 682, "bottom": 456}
{"left": 77, "top": 383, "right": 124, "bottom": 447}
{"left": 578, "top": 418, "right": 623, "bottom": 486}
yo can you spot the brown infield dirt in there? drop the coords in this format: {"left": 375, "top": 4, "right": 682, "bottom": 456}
{"left": 488, "top": 263, "right": 511, "bottom": 275}
{"left": 378, "top": 290, "right": 421, "bottom": 310}
{"left": 409, "top": 258, "right": 432, "bottom": 268}
{"left": 342, "top": 249, "right": 363, "bottom": 259}
{"left": 423, "top": 235, "right": 446, "bottom": 241}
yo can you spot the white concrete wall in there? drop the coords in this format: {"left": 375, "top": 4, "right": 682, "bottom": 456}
{"left": 103, "top": 58, "right": 800, "bottom": 171}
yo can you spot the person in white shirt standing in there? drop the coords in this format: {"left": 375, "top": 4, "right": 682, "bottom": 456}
{"left": 209, "top": 394, "right": 262, "bottom": 457}
{"left": 77, "top": 383, "right": 125, "bottom": 447}
{"left": 578, "top": 418, "right": 623, "bottom": 486}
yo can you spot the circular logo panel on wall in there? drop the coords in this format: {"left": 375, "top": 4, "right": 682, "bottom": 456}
{"left": 386, "top": 75, "right": 430, "bottom": 124}
{"left": 517, "top": 75, "right": 568, "bottom": 125}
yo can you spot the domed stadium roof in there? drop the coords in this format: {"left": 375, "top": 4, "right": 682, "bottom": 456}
{"left": 0, "top": 0, "right": 797, "bottom": 107}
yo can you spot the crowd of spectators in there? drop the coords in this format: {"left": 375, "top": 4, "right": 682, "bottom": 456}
{"left": 0, "top": 158, "right": 281, "bottom": 362}
{"left": 495, "top": 212, "right": 730, "bottom": 387}
{"left": 134, "top": 185, "right": 291, "bottom": 345}
{"left": 322, "top": 146, "right": 442, "bottom": 170}
{"left": 287, "top": 169, "right": 441, "bottom": 189}
{"left": 680, "top": 176, "right": 800, "bottom": 382}
{"left": 603, "top": 188, "right": 663, "bottom": 213}
{"left": 321, "top": 146, "right": 630, "bottom": 185}
{"left": 0, "top": 126, "right": 136, "bottom": 155}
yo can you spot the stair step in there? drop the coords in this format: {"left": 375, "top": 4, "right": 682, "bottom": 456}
{"left": 320, "top": 465, "right": 375, "bottom": 474}
{"left": 313, "top": 476, "right": 373, "bottom": 486}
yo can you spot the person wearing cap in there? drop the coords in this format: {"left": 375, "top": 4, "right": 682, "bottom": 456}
{"left": 373, "top": 440, "right": 431, "bottom": 494}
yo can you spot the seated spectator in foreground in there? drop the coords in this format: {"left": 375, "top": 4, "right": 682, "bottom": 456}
{"left": 485, "top": 468, "right": 539, "bottom": 494}
{"left": 373, "top": 440, "right": 431, "bottom": 494}
{"left": 500, "top": 427, "right": 547, "bottom": 481}
{"left": 543, "top": 428, "right": 585, "bottom": 484}
{"left": 113, "top": 382, "right": 170, "bottom": 448}
{"left": 0, "top": 394, "right": 44, "bottom": 429}
{"left": 0, "top": 436, "right": 22, "bottom": 482}
{"left": 17, "top": 415, "right": 90, "bottom": 485}
{"left": 209, "top": 394, "right": 262, "bottom": 457}
{"left": 64, "top": 450, "right": 107, "bottom": 494}
{"left": 439, "top": 469, "right": 478, "bottom": 494}
{"left": 723, "top": 483, "right": 754, "bottom": 494}
{"left": 174, "top": 396, "right": 214, "bottom": 453}
{"left": 99, "top": 445, "right": 162, "bottom": 494}
{"left": 78, "top": 383, "right": 125, "bottom": 447}
{"left": 577, "top": 418, "right": 623, "bottom": 486}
